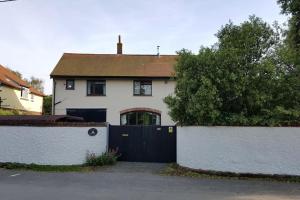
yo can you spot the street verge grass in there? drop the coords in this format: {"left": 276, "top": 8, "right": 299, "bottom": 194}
{"left": 160, "top": 163, "right": 300, "bottom": 183}
{"left": 0, "top": 150, "right": 119, "bottom": 172}
{"left": 0, "top": 162, "right": 89, "bottom": 172}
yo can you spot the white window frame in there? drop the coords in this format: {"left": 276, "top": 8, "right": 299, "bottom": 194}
{"left": 21, "top": 87, "right": 30, "bottom": 99}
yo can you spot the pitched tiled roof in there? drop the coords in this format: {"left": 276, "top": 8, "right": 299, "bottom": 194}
{"left": 0, "top": 65, "right": 27, "bottom": 89}
{"left": 29, "top": 86, "right": 45, "bottom": 97}
{"left": 50, "top": 53, "right": 177, "bottom": 78}
{"left": 0, "top": 65, "right": 45, "bottom": 97}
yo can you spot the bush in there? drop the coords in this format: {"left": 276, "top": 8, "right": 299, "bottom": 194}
{"left": 0, "top": 109, "right": 20, "bottom": 115}
{"left": 43, "top": 95, "right": 52, "bottom": 115}
{"left": 85, "top": 149, "right": 119, "bottom": 166}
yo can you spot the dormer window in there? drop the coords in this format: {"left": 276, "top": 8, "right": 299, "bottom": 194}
{"left": 21, "top": 87, "right": 29, "bottom": 99}
{"left": 66, "top": 79, "right": 75, "bottom": 90}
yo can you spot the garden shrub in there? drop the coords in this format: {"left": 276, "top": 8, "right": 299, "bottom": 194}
{"left": 85, "top": 149, "right": 119, "bottom": 166}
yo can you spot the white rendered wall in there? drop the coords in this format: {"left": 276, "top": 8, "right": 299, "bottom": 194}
{"left": 177, "top": 126, "right": 300, "bottom": 176}
{"left": 53, "top": 79, "right": 175, "bottom": 125}
{"left": 0, "top": 126, "right": 107, "bottom": 165}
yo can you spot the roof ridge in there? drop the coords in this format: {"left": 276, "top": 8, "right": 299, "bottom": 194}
{"left": 63, "top": 53, "right": 177, "bottom": 56}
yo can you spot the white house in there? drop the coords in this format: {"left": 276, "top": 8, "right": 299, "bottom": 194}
{"left": 0, "top": 65, "right": 45, "bottom": 114}
{"left": 50, "top": 36, "right": 177, "bottom": 125}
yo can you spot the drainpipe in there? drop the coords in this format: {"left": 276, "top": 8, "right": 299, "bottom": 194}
{"left": 52, "top": 79, "right": 56, "bottom": 115}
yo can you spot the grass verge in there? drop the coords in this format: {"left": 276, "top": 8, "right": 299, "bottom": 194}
{"left": 0, "top": 162, "right": 94, "bottom": 172}
{"left": 0, "top": 150, "right": 119, "bottom": 172}
{"left": 160, "top": 163, "right": 300, "bottom": 183}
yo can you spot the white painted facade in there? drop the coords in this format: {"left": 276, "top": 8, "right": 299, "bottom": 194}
{"left": 0, "top": 126, "right": 108, "bottom": 165}
{"left": 177, "top": 126, "right": 300, "bottom": 176}
{"left": 53, "top": 79, "right": 175, "bottom": 125}
{"left": 0, "top": 85, "right": 43, "bottom": 114}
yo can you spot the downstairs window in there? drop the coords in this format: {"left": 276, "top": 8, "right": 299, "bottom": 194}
{"left": 121, "top": 111, "right": 161, "bottom": 125}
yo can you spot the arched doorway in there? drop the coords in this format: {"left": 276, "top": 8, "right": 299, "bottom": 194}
{"left": 120, "top": 108, "right": 161, "bottom": 126}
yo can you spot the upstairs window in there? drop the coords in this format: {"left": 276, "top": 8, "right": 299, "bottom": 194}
{"left": 21, "top": 87, "right": 29, "bottom": 99}
{"left": 66, "top": 79, "right": 75, "bottom": 90}
{"left": 134, "top": 80, "right": 152, "bottom": 96}
{"left": 87, "top": 80, "right": 106, "bottom": 96}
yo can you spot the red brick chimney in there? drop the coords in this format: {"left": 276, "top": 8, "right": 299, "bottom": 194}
{"left": 117, "top": 35, "right": 122, "bottom": 54}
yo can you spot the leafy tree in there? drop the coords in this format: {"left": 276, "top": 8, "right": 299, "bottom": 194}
{"left": 165, "top": 16, "right": 300, "bottom": 126}
{"left": 165, "top": 48, "right": 221, "bottom": 125}
{"left": 215, "top": 17, "right": 280, "bottom": 119}
{"left": 276, "top": 0, "right": 300, "bottom": 120}
{"left": 25, "top": 76, "right": 44, "bottom": 93}
{"left": 277, "top": 0, "right": 300, "bottom": 53}
{"left": 43, "top": 95, "right": 52, "bottom": 115}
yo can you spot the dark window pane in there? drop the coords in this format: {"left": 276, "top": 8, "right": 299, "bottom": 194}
{"left": 134, "top": 80, "right": 152, "bottom": 96}
{"left": 143, "top": 112, "right": 151, "bottom": 125}
{"left": 137, "top": 112, "right": 144, "bottom": 125}
{"left": 128, "top": 112, "right": 137, "bottom": 125}
{"left": 87, "top": 80, "right": 106, "bottom": 96}
{"left": 67, "top": 109, "right": 106, "bottom": 122}
{"left": 66, "top": 80, "right": 75, "bottom": 90}
{"left": 120, "top": 111, "right": 160, "bottom": 125}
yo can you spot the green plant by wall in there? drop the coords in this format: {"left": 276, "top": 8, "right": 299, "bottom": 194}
{"left": 85, "top": 149, "right": 119, "bottom": 166}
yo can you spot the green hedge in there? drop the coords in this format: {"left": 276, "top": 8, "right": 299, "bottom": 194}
{"left": 0, "top": 109, "right": 20, "bottom": 115}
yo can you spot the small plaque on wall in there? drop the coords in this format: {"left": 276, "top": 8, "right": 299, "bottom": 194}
{"left": 88, "top": 128, "right": 98, "bottom": 136}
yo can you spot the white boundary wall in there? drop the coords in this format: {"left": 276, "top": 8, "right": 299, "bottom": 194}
{"left": 177, "top": 126, "right": 300, "bottom": 176}
{"left": 0, "top": 126, "right": 108, "bottom": 165}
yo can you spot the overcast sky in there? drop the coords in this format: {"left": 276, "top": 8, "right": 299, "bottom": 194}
{"left": 0, "top": 0, "right": 287, "bottom": 94}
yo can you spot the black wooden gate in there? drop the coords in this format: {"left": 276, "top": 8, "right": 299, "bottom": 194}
{"left": 109, "top": 125, "right": 176, "bottom": 163}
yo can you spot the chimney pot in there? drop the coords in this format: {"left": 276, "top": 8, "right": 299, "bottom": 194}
{"left": 117, "top": 35, "right": 123, "bottom": 54}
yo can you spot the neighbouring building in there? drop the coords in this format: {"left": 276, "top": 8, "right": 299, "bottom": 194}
{"left": 0, "top": 65, "right": 45, "bottom": 115}
{"left": 50, "top": 36, "right": 177, "bottom": 125}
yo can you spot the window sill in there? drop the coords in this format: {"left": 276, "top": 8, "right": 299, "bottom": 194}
{"left": 133, "top": 95, "right": 152, "bottom": 97}
{"left": 86, "top": 95, "right": 106, "bottom": 97}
